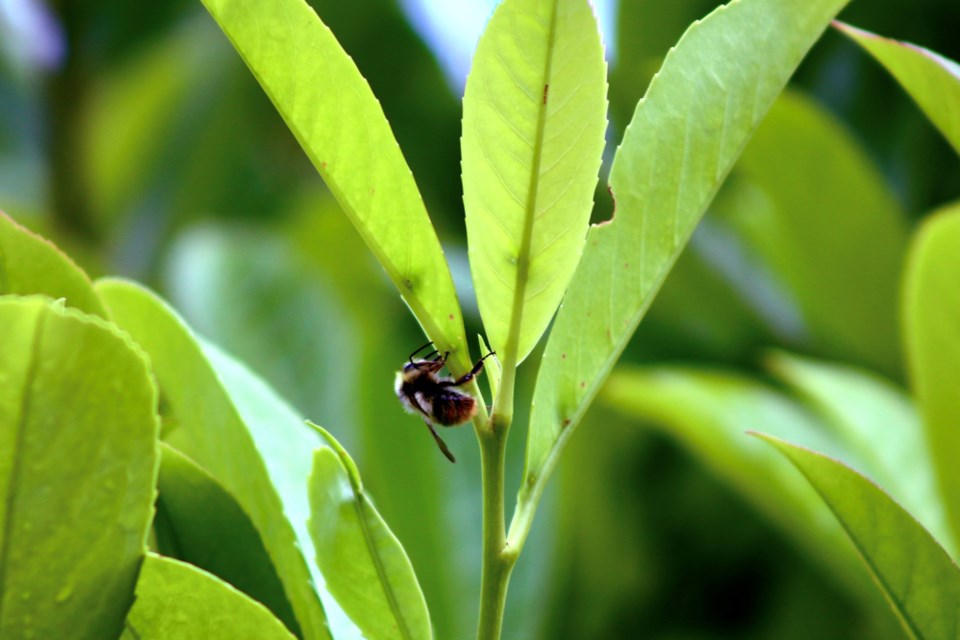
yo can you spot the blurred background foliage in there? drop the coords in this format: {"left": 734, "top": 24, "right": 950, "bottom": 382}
{"left": 1, "top": 0, "right": 958, "bottom": 637}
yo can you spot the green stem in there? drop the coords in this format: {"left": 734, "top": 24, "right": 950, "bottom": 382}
{"left": 475, "top": 422, "right": 517, "bottom": 640}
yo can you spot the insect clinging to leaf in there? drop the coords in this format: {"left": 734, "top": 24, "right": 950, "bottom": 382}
{"left": 395, "top": 341, "right": 495, "bottom": 463}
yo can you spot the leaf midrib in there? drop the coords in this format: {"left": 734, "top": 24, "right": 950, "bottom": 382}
{"left": 503, "top": 0, "right": 561, "bottom": 368}
{"left": 352, "top": 491, "right": 414, "bottom": 640}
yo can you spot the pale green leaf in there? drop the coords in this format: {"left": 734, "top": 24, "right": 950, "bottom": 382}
{"left": 759, "top": 434, "right": 960, "bottom": 640}
{"left": 598, "top": 366, "right": 868, "bottom": 595}
{"left": 307, "top": 423, "right": 432, "bottom": 640}
{"left": 0, "top": 211, "right": 104, "bottom": 316}
{"left": 201, "top": 0, "right": 469, "bottom": 370}
{"left": 514, "top": 0, "right": 851, "bottom": 547}
{"left": 462, "top": 0, "right": 607, "bottom": 365}
{"left": 766, "top": 351, "right": 949, "bottom": 552}
{"left": 124, "top": 554, "right": 297, "bottom": 640}
{"left": 155, "top": 443, "right": 300, "bottom": 637}
{"left": 0, "top": 296, "right": 158, "bottom": 639}
{"left": 836, "top": 21, "right": 960, "bottom": 155}
{"left": 904, "top": 204, "right": 960, "bottom": 551}
{"left": 95, "top": 279, "right": 333, "bottom": 640}
{"left": 732, "top": 90, "right": 907, "bottom": 375}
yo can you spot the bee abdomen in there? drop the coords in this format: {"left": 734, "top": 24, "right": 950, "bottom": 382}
{"left": 433, "top": 392, "right": 477, "bottom": 426}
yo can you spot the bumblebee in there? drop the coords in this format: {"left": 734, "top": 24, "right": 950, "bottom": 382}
{"left": 395, "top": 342, "right": 494, "bottom": 463}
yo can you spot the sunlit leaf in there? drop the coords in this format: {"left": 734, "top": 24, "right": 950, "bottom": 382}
{"left": 836, "top": 21, "right": 960, "bottom": 155}
{"left": 516, "top": 0, "right": 852, "bottom": 546}
{"left": 308, "top": 423, "right": 432, "bottom": 640}
{"left": 95, "top": 279, "right": 333, "bottom": 640}
{"left": 462, "top": 0, "right": 607, "bottom": 365}
{"left": 0, "top": 211, "right": 104, "bottom": 316}
{"left": 903, "top": 204, "right": 960, "bottom": 550}
{"left": 123, "top": 554, "right": 297, "bottom": 640}
{"left": 759, "top": 434, "right": 960, "bottom": 640}
{"left": 0, "top": 296, "right": 157, "bottom": 639}
{"left": 200, "top": 0, "right": 470, "bottom": 371}
{"left": 155, "top": 443, "right": 300, "bottom": 637}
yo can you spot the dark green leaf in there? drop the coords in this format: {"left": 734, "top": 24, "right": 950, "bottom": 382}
{"left": 155, "top": 443, "right": 300, "bottom": 637}
{"left": 760, "top": 434, "right": 960, "bottom": 640}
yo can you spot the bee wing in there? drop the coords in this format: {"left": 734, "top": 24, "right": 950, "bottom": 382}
{"left": 422, "top": 419, "right": 456, "bottom": 463}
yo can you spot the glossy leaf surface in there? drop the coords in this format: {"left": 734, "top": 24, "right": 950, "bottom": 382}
{"left": 0, "top": 297, "right": 157, "bottom": 639}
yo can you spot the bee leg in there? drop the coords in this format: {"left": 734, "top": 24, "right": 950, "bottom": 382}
{"left": 408, "top": 394, "right": 432, "bottom": 419}
{"left": 423, "top": 418, "right": 456, "bottom": 463}
{"left": 408, "top": 341, "right": 435, "bottom": 366}
{"left": 444, "top": 351, "right": 496, "bottom": 387}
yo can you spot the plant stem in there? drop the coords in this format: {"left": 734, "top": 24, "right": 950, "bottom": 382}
{"left": 475, "top": 420, "right": 517, "bottom": 640}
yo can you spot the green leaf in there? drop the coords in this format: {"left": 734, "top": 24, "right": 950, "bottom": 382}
{"left": 0, "top": 296, "right": 158, "bottom": 639}
{"left": 836, "top": 21, "right": 960, "bottom": 155}
{"left": 155, "top": 443, "right": 300, "bottom": 637}
{"left": 124, "top": 554, "right": 297, "bottom": 640}
{"left": 0, "top": 211, "right": 105, "bottom": 316}
{"left": 200, "top": 0, "right": 470, "bottom": 371}
{"left": 286, "top": 196, "right": 467, "bottom": 637}
{"left": 597, "top": 366, "right": 869, "bottom": 594}
{"left": 307, "top": 423, "right": 432, "bottom": 640}
{"left": 758, "top": 434, "right": 960, "bottom": 640}
{"left": 95, "top": 279, "right": 333, "bottom": 640}
{"left": 516, "top": 0, "right": 852, "bottom": 547}
{"left": 732, "top": 90, "right": 907, "bottom": 375}
{"left": 462, "top": 0, "right": 607, "bottom": 365}
{"left": 903, "top": 204, "right": 960, "bottom": 551}
{"left": 766, "top": 351, "right": 949, "bottom": 551}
